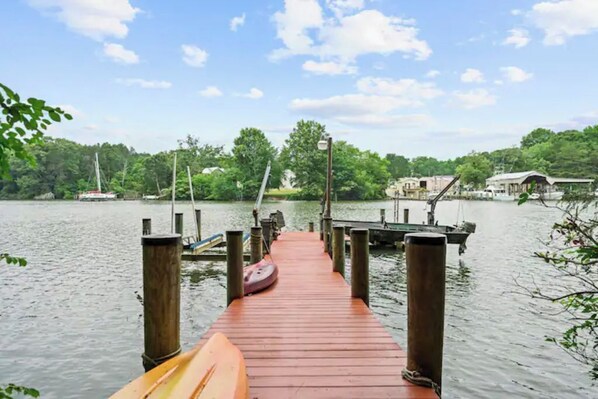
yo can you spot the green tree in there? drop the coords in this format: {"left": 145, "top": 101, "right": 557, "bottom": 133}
{"left": 385, "top": 154, "right": 410, "bottom": 179}
{"left": 521, "top": 128, "right": 555, "bottom": 149}
{"left": 0, "top": 83, "right": 72, "bottom": 178}
{"left": 231, "top": 128, "right": 280, "bottom": 199}
{"left": 280, "top": 120, "right": 328, "bottom": 199}
{"left": 456, "top": 152, "right": 493, "bottom": 188}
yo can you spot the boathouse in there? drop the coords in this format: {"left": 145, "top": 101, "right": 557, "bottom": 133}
{"left": 485, "top": 171, "right": 593, "bottom": 199}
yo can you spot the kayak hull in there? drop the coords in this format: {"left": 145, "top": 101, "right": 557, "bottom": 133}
{"left": 110, "top": 333, "right": 248, "bottom": 399}
{"left": 244, "top": 259, "right": 278, "bottom": 295}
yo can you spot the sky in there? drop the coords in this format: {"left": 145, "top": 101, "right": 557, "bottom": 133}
{"left": 1, "top": 0, "right": 598, "bottom": 159}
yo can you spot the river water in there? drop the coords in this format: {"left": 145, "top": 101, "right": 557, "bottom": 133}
{"left": 0, "top": 200, "right": 595, "bottom": 398}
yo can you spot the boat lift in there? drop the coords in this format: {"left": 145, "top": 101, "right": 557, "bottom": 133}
{"left": 427, "top": 174, "right": 460, "bottom": 226}
{"left": 253, "top": 161, "right": 271, "bottom": 226}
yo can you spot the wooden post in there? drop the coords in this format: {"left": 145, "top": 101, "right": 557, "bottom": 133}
{"left": 350, "top": 229, "right": 369, "bottom": 307}
{"left": 175, "top": 213, "right": 183, "bottom": 236}
{"left": 260, "top": 218, "right": 271, "bottom": 254}
{"left": 141, "top": 234, "right": 181, "bottom": 371}
{"left": 403, "top": 233, "right": 446, "bottom": 392}
{"left": 142, "top": 218, "right": 151, "bottom": 235}
{"left": 308, "top": 222, "right": 314, "bottom": 232}
{"left": 404, "top": 208, "right": 410, "bottom": 224}
{"left": 380, "top": 208, "right": 386, "bottom": 224}
{"left": 226, "top": 231, "right": 244, "bottom": 306}
{"left": 250, "top": 226, "right": 263, "bottom": 265}
{"left": 194, "top": 209, "right": 201, "bottom": 241}
{"left": 323, "top": 216, "right": 332, "bottom": 254}
{"left": 319, "top": 212, "right": 324, "bottom": 241}
{"left": 332, "top": 225, "right": 345, "bottom": 277}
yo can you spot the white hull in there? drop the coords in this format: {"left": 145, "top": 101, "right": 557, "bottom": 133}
{"left": 142, "top": 195, "right": 160, "bottom": 200}
{"left": 79, "top": 192, "right": 117, "bottom": 201}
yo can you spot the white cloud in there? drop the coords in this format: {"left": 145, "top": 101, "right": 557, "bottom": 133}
{"left": 425, "top": 70, "right": 440, "bottom": 78}
{"left": 270, "top": 2, "right": 431, "bottom": 63}
{"left": 326, "top": 0, "right": 365, "bottom": 17}
{"left": 271, "top": 0, "right": 324, "bottom": 59}
{"left": 494, "top": 80, "right": 504, "bottom": 85}
{"left": 181, "top": 44, "right": 208, "bottom": 67}
{"left": 529, "top": 0, "right": 598, "bottom": 45}
{"left": 199, "top": 86, "right": 223, "bottom": 97}
{"left": 84, "top": 124, "right": 99, "bottom": 131}
{"left": 302, "top": 60, "right": 357, "bottom": 75}
{"left": 230, "top": 13, "right": 246, "bottom": 31}
{"left": 511, "top": 9, "right": 523, "bottom": 16}
{"left": 103, "top": 43, "right": 139, "bottom": 64}
{"left": 501, "top": 66, "right": 533, "bottom": 82}
{"left": 116, "top": 78, "right": 172, "bottom": 89}
{"left": 356, "top": 77, "right": 443, "bottom": 102}
{"left": 237, "top": 88, "right": 264, "bottom": 99}
{"left": 453, "top": 89, "right": 496, "bottom": 109}
{"left": 26, "top": 0, "right": 139, "bottom": 40}
{"left": 460, "top": 68, "right": 485, "bottom": 83}
{"left": 502, "top": 28, "right": 530, "bottom": 48}
{"left": 288, "top": 76, "right": 441, "bottom": 128}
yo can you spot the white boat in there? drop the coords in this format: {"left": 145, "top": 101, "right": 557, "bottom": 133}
{"left": 142, "top": 194, "right": 160, "bottom": 200}
{"left": 79, "top": 153, "right": 117, "bottom": 201}
{"left": 483, "top": 186, "right": 514, "bottom": 201}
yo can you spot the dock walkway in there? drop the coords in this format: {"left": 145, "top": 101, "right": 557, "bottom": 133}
{"left": 200, "top": 231, "right": 436, "bottom": 398}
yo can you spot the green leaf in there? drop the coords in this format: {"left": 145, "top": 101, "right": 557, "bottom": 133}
{"left": 64, "top": 113, "right": 73, "bottom": 120}
{"left": 49, "top": 111, "right": 61, "bottom": 122}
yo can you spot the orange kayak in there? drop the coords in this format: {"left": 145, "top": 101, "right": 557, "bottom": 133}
{"left": 110, "top": 333, "right": 248, "bottom": 399}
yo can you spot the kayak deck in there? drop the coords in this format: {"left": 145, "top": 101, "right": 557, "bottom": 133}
{"left": 198, "top": 232, "right": 437, "bottom": 398}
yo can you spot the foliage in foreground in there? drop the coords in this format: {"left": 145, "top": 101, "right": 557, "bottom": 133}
{"left": 0, "top": 384, "right": 39, "bottom": 399}
{"left": 519, "top": 191, "right": 598, "bottom": 378}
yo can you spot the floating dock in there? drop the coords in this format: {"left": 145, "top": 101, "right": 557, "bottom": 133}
{"left": 197, "top": 232, "right": 436, "bottom": 398}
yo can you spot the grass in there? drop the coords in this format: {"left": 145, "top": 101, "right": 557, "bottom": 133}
{"left": 264, "top": 187, "right": 300, "bottom": 199}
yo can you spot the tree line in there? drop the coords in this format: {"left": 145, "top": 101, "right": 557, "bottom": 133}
{"left": 1, "top": 121, "right": 596, "bottom": 201}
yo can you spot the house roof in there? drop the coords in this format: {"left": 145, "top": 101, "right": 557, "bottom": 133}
{"left": 486, "top": 171, "right": 545, "bottom": 182}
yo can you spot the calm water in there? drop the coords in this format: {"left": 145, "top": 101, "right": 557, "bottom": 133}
{"left": 0, "top": 200, "right": 595, "bottom": 398}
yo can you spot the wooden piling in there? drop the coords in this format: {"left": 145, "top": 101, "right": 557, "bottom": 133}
{"left": 350, "top": 228, "right": 369, "bottom": 307}
{"left": 319, "top": 212, "right": 324, "bottom": 241}
{"left": 194, "top": 209, "right": 201, "bottom": 241}
{"left": 380, "top": 208, "right": 386, "bottom": 224}
{"left": 141, "top": 234, "right": 181, "bottom": 371}
{"left": 403, "top": 232, "right": 446, "bottom": 393}
{"left": 404, "top": 208, "right": 410, "bottom": 224}
{"left": 308, "top": 222, "right": 314, "bottom": 232}
{"left": 332, "top": 225, "right": 345, "bottom": 277}
{"left": 323, "top": 216, "right": 332, "bottom": 254}
{"left": 250, "top": 226, "right": 263, "bottom": 265}
{"left": 226, "top": 231, "right": 244, "bottom": 306}
{"left": 260, "top": 218, "right": 271, "bottom": 254}
{"left": 174, "top": 212, "right": 183, "bottom": 236}
{"left": 142, "top": 218, "right": 151, "bottom": 235}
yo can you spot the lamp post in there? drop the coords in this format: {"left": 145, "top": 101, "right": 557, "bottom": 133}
{"left": 318, "top": 137, "right": 332, "bottom": 218}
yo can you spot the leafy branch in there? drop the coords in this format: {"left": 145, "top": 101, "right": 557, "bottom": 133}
{"left": 0, "top": 384, "right": 39, "bottom": 399}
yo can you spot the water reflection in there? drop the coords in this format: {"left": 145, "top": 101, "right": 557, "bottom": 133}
{"left": 182, "top": 262, "right": 225, "bottom": 286}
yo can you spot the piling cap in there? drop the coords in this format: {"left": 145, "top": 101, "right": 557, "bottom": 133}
{"left": 350, "top": 228, "right": 369, "bottom": 236}
{"left": 141, "top": 234, "right": 181, "bottom": 246}
{"left": 404, "top": 232, "right": 446, "bottom": 246}
{"left": 226, "top": 230, "right": 244, "bottom": 236}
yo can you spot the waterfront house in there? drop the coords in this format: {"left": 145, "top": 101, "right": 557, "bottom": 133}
{"left": 386, "top": 176, "right": 459, "bottom": 199}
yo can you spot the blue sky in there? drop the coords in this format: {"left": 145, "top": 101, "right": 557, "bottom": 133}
{"left": 1, "top": 0, "right": 597, "bottom": 158}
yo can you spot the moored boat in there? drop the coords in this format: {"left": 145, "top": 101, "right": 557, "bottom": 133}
{"left": 79, "top": 153, "right": 117, "bottom": 201}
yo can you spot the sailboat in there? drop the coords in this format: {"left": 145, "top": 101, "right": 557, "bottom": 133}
{"left": 79, "top": 153, "right": 117, "bottom": 201}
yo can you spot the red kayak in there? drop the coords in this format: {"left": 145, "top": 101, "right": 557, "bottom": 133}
{"left": 244, "top": 259, "right": 278, "bottom": 295}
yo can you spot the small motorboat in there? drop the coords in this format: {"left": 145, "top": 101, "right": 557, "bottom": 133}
{"left": 244, "top": 259, "right": 278, "bottom": 295}
{"left": 110, "top": 332, "right": 248, "bottom": 399}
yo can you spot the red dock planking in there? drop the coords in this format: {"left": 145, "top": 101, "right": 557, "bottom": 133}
{"left": 199, "top": 232, "right": 437, "bottom": 399}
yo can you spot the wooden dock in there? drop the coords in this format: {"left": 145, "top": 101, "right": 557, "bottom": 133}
{"left": 197, "top": 232, "right": 437, "bottom": 398}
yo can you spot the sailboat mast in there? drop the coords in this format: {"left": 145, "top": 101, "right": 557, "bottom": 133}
{"left": 171, "top": 153, "right": 177, "bottom": 233}
{"left": 95, "top": 152, "right": 102, "bottom": 192}
{"left": 187, "top": 166, "right": 198, "bottom": 239}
